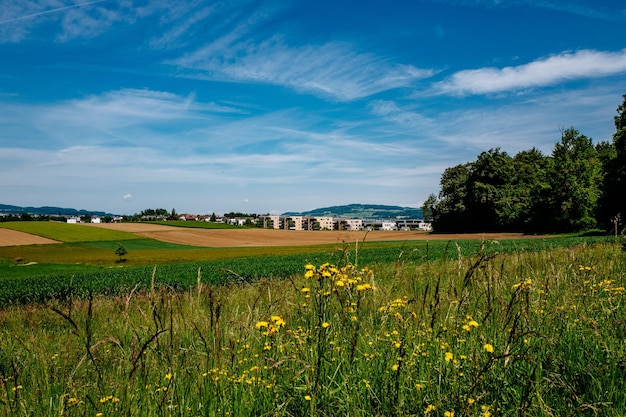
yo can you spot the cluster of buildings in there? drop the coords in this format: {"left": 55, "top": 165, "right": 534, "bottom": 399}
{"left": 61, "top": 213, "right": 431, "bottom": 232}
{"left": 257, "top": 215, "right": 432, "bottom": 231}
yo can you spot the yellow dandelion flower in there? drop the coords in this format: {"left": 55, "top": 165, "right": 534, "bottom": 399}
{"left": 335, "top": 280, "right": 345, "bottom": 287}
{"left": 392, "top": 364, "right": 399, "bottom": 371}
{"left": 445, "top": 352, "right": 454, "bottom": 362}
{"left": 301, "top": 287, "right": 310, "bottom": 293}
{"left": 271, "top": 316, "right": 286, "bottom": 327}
{"left": 256, "top": 321, "right": 269, "bottom": 329}
{"left": 483, "top": 343, "right": 494, "bottom": 353}
{"left": 165, "top": 372, "right": 172, "bottom": 380}
{"left": 468, "top": 398, "right": 475, "bottom": 404}
{"left": 462, "top": 324, "right": 471, "bottom": 332}
{"left": 425, "top": 404, "right": 436, "bottom": 413}
{"left": 444, "top": 411, "right": 455, "bottom": 417}
{"left": 321, "top": 322, "right": 330, "bottom": 328}
{"left": 468, "top": 320, "right": 479, "bottom": 327}
{"left": 305, "top": 264, "right": 315, "bottom": 270}
{"left": 304, "top": 395, "right": 312, "bottom": 401}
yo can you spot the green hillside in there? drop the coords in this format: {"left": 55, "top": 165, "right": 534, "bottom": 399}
{"left": 283, "top": 204, "right": 423, "bottom": 219}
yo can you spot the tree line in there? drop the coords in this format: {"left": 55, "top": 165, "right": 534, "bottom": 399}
{"left": 423, "top": 94, "right": 626, "bottom": 234}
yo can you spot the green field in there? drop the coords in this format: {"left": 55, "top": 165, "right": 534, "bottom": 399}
{"left": 0, "top": 226, "right": 615, "bottom": 304}
{"left": 0, "top": 221, "right": 140, "bottom": 242}
{"left": 0, "top": 236, "right": 624, "bottom": 416}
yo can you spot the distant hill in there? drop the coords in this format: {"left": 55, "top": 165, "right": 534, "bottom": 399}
{"left": 283, "top": 204, "right": 423, "bottom": 219}
{"left": 0, "top": 204, "right": 115, "bottom": 217}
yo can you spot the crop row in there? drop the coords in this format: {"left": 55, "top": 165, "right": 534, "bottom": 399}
{"left": 0, "top": 235, "right": 612, "bottom": 304}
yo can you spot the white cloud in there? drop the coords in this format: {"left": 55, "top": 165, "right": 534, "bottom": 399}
{"left": 435, "top": 49, "right": 626, "bottom": 95}
{"left": 174, "top": 38, "right": 434, "bottom": 101}
{"left": 123, "top": 193, "right": 133, "bottom": 200}
{"left": 0, "top": 0, "right": 130, "bottom": 43}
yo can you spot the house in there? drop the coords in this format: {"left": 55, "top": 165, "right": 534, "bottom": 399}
{"left": 91, "top": 217, "right": 102, "bottom": 224}
{"left": 67, "top": 217, "right": 80, "bottom": 224}
{"left": 381, "top": 221, "right": 397, "bottom": 231}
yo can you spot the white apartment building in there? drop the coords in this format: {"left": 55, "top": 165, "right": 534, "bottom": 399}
{"left": 316, "top": 216, "right": 335, "bottom": 230}
{"left": 345, "top": 219, "right": 364, "bottom": 230}
{"left": 381, "top": 220, "right": 397, "bottom": 231}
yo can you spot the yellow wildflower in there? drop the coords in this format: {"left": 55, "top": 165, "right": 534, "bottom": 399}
{"left": 321, "top": 322, "right": 330, "bottom": 328}
{"left": 301, "top": 287, "right": 310, "bottom": 293}
{"left": 256, "top": 321, "right": 269, "bottom": 329}
{"left": 304, "top": 395, "right": 312, "bottom": 401}
{"left": 445, "top": 352, "right": 454, "bottom": 362}
{"left": 444, "top": 411, "right": 455, "bottom": 417}
{"left": 271, "top": 316, "right": 286, "bottom": 327}
{"left": 483, "top": 343, "right": 494, "bottom": 353}
{"left": 425, "top": 404, "right": 436, "bottom": 413}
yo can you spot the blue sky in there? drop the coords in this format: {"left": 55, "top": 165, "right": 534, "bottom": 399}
{"left": 1, "top": 0, "right": 625, "bottom": 216}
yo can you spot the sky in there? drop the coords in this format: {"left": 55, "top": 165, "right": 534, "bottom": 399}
{"left": 1, "top": 0, "right": 625, "bottom": 216}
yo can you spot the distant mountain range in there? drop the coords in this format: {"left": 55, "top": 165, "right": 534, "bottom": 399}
{"left": 1, "top": 203, "right": 423, "bottom": 220}
{"left": 283, "top": 204, "right": 423, "bottom": 219}
{"left": 0, "top": 204, "right": 116, "bottom": 217}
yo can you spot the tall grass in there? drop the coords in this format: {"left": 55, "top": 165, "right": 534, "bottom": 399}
{"left": 0, "top": 240, "right": 624, "bottom": 416}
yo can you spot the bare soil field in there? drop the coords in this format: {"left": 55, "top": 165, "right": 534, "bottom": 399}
{"left": 90, "top": 223, "right": 537, "bottom": 248}
{"left": 0, "top": 228, "right": 59, "bottom": 247}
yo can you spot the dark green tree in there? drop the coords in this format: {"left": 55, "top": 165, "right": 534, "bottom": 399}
{"left": 433, "top": 163, "right": 471, "bottom": 232}
{"left": 115, "top": 244, "right": 128, "bottom": 262}
{"left": 512, "top": 148, "right": 553, "bottom": 232}
{"left": 465, "top": 148, "right": 516, "bottom": 231}
{"left": 421, "top": 193, "right": 437, "bottom": 222}
{"left": 597, "top": 95, "right": 626, "bottom": 230}
{"left": 550, "top": 128, "right": 602, "bottom": 231}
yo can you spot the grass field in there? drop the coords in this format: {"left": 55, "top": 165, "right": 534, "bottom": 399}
{"left": 0, "top": 237, "right": 624, "bottom": 416}
{"left": 0, "top": 221, "right": 141, "bottom": 243}
{"left": 0, "top": 232, "right": 614, "bottom": 304}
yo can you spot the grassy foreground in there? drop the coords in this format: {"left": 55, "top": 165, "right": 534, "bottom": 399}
{"left": 1, "top": 240, "right": 625, "bottom": 416}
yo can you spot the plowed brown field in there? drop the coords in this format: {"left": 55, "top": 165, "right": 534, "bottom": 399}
{"left": 88, "top": 223, "right": 537, "bottom": 248}
{"left": 0, "top": 228, "right": 59, "bottom": 247}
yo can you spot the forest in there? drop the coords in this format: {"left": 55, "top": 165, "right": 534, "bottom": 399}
{"left": 423, "top": 94, "right": 626, "bottom": 234}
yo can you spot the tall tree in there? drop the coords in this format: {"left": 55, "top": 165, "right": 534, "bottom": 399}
{"left": 465, "top": 148, "right": 516, "bottom": 231}
{"left": 421, "top": 193, "right": 437, "bottom": 222}
{"left": 433, "top": 163, "right": 471, "bottom": 232}
{"left": 597, "top": 95, "right": 626, "bottom": 230}
{"left": 550, "top": 128, "right": 602, "bottom": 231}
{"left": 513, "top": 148, "right": 553, "bottom": 232}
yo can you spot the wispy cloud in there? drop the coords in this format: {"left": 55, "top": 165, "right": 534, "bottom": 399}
{"left": 0, "top": 0, "right": 126, "bottom": 43}
{"left": 0, "top": 0, "right": 108, "bottom": 25}
{"left": 165, "top": 2, "right": 435, "bottom": 102}
{"left": 434, "top": 49, "right": 626, "bottom": 95}
{"left": 174, "top": 38, "right": 434, "bottom": 101}
{"left": 28, "top": 88, "right": 242, "bottom": 146}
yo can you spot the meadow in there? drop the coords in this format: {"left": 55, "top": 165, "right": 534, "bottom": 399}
{"left": 0, "top": 230, "right": 624, "bottom": 416}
